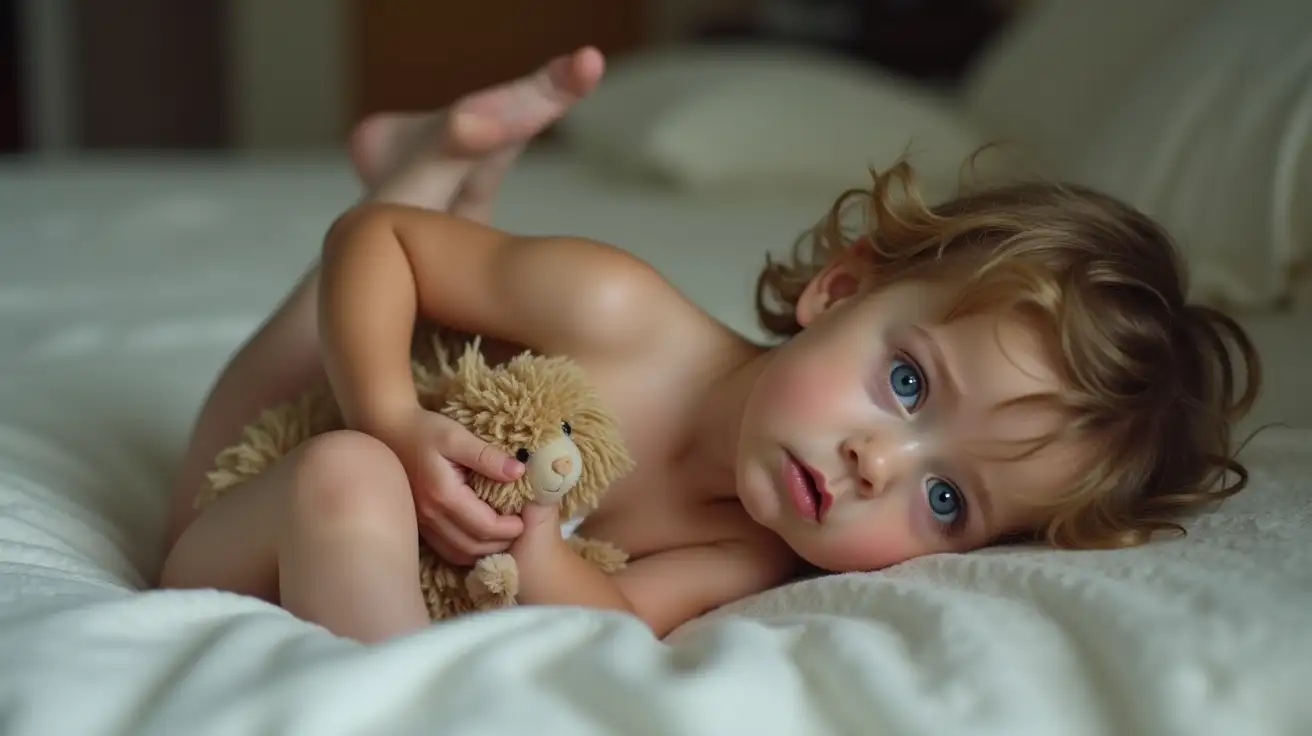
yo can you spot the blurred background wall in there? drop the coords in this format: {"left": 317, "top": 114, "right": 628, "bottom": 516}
{"left": 0, "top": 0, "right": 1031, "bottom": 155}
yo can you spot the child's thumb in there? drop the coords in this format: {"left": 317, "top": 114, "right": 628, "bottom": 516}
{"left": 520, "top": 501, "right": 560, "bottom": 531}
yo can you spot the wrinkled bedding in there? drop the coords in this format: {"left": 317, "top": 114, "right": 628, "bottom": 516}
{"left": 0, "top": 152, "right": 1309, "bottom": 735}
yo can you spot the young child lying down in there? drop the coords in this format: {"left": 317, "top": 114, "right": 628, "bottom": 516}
{"left": 158, "top": 47, "right": 1262, "bottom": 642}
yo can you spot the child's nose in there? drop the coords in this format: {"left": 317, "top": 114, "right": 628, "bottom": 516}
{"left": 842, "top": 432, "right": 914, "bottom": 497}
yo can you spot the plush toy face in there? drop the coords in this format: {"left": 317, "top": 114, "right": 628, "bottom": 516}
{"left": 434, "top": 345, "right": 634, "bottom": 519}
{"left": 518, "top": 419, "right": 582, "bottom": 505}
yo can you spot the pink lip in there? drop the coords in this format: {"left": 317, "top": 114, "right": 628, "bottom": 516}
{"left": 802, "top": 459, "right": 834, "bottom": 520}
{"left": 783, "top": 451, "right": 833, "bottom": 522}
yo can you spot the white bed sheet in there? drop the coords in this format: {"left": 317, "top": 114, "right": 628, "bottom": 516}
{"left": 0, "top": 151, "right": 1310, "bottom": 735}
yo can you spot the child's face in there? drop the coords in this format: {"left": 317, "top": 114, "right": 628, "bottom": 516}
{"left": 736, "top": 259, "right": 1086, "bottom": 572}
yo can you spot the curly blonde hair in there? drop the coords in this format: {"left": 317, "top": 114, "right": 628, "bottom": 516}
{"left": 755, "top": 160, "right": 1262, "bottom": 550}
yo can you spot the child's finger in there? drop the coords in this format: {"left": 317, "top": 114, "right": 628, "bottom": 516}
{"left": 420, "top": 528, "right": 473, "bottom": 567}
{"left": 443, "top": 485, "right": 523, "bottom": 543}
{"left": 424, "top": 452, "right": 523, "bottom": 543}
{"left": 438, "top": 422, "right": 524, "bottom": 482}
{"left": 422, "top": 509, "right": 508, "bottom": 560}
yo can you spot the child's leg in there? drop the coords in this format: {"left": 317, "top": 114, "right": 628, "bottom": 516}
{"left": 350, "top": 45, "right": 603, "bottom": 214}
{"left": 162, "top": 47, "right": 605, "bottom": 555}
{"left": 160, "top": 430, "right": 427, "bottom": 643}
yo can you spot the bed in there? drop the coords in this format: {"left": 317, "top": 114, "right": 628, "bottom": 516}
{"left": 3, "top": 1, "right": 1312, "bottom": 734}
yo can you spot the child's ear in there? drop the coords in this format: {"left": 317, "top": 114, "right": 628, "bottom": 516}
{"left": 795, "top": 251, "right": 867, "bottom": 328}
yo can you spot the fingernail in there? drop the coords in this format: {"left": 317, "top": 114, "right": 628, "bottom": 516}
{"left": 504, "top": 458, "right": 524, "bottom": 476}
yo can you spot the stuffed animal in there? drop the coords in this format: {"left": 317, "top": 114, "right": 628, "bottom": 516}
{"left": 193, "top": 329, "right": 635, "bottom": 621}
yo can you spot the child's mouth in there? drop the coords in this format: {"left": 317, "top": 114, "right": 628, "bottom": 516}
{"left": 784, "top": 452, "right": 826, "bottom": 522}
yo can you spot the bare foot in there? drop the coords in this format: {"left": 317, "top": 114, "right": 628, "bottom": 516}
{"left": 350, "top": 46, "right": 605, "bottom": 215}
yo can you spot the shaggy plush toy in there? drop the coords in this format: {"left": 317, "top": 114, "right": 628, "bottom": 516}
{"left": 194, "top": 330, "right": 635, "bottom": 621}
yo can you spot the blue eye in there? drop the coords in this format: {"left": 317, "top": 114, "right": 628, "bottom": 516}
{"left": 888, "top": 358, "right": 924, "bottom": 410}
{"left": 926, "top": 479, "right": 963, "bottom": 526}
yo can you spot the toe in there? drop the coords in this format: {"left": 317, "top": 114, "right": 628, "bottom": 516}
{"left": 540, "top": 45, "right": 606, "bottom": 102}
{"left": 447, "top": 46, "right": 606, "bottom": 151}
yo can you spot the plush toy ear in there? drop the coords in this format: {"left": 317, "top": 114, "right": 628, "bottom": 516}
{"left": 452, "top": 338, "right": 490, "bottom": 386}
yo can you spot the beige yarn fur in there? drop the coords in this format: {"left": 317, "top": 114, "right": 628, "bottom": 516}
{"left": 196, "top": 327, "right": 635, "bottom": 621}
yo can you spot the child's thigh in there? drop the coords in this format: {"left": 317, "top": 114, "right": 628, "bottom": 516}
{"left": 158, "top": 430, "right": 416, "bottom": 601}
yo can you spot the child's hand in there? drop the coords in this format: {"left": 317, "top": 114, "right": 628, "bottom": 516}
{"left": 509, "top": 502, "right": 565, "bottom": 559}
{"left": 386, "top": 407, "right": 525, "bottom": 565}
{"left": 515, "top": 503, "right": 562, "bottom": 544}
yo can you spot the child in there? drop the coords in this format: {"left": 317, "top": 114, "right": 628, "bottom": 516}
{"left": 159, "top": 47, "right": 1262, "bottom": 643}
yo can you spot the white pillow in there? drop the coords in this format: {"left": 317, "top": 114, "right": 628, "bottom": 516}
{"left": 1066, "top": 0, "right": 1312, "bottom": 309}
{"left": 560, "top": 45, "right": 1003, "bottom": 202}
{"left": 962, "top": 0, "right": 1218, "bottom": 174}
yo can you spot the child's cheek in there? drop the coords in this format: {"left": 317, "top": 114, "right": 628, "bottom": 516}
{"left": 776, "top": 355, "right": 868, "bottom": 424}
{"left": 775, "top": 370, "right": 842, "bottom": 426}
{"left": 823, "top": 522, "right": 920, "bottom": 571}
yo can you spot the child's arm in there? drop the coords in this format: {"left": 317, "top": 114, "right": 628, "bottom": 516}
{"left": 511, "top": 506, "right": 798, "bottom": 638}
{"left": 318, "top": 202, "right": 665, "bottom": 443}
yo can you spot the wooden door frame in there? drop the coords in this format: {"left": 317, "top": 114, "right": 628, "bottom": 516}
{"left": 17, "top": 0, "right": 231, "bottom": 152}
{"left": 15, "top": 0, "right": 687, "bottom": 153}
{"left": 16, "top": 0, "right": 349, "bottom": 153}
{"left": 0, "top": 0, "right": 20, "bottom": 152}
{"left": 73, "top": 0, "right": 228, "bottom": 149}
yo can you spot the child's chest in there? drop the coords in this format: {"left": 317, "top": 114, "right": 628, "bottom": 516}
{"left": 572, "top": 367, "right": 748, "bottom": 560}
{"left": 572, "top": 466, "right": 744, "bottom": 561}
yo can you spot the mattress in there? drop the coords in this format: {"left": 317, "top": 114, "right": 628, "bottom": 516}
{"left": 0, "top": 150, "right": 1309, "bottom": 735}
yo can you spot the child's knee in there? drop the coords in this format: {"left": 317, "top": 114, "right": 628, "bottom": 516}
{"left": 287, "top": 430, "right": 413, "bottom": 530}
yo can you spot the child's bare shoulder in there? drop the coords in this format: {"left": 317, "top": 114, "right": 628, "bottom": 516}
{"left": 329, "top": 203, "right": 706, "bottom": 361}
{"left": 491, "top": 230, "right": 723, "bottom": 369}
{"left": 517, "top": 236, "right": 703, "bottom": 351}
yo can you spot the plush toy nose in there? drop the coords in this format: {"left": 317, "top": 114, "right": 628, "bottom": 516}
{"left": 551, "top": 456, "right": 574, "bottom": 476}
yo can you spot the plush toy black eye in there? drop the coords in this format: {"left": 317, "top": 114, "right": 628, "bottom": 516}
{"left": 515, "top": 448, "right": 531, "bottom": 463}
{"left": 561, "top": 420, "right": 572, "bottom": 436}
